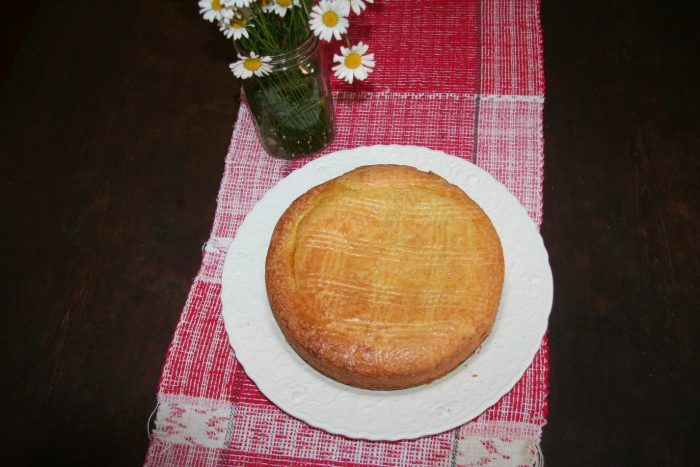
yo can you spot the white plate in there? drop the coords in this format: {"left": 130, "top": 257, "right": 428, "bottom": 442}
{"left": 221, "top": 145, "right": 553, "bottom": 440}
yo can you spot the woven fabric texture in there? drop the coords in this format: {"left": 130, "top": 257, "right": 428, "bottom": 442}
{"left": 145, "top": 1, "right": 547, "bottom": 465}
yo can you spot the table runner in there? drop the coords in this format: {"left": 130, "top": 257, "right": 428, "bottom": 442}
{"left": 145, "top": 1, "right": 547, "bottom": 465}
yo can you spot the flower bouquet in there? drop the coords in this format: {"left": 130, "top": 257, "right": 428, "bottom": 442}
{"left": 199, "top": 0, "right": 376, "bottom": 159}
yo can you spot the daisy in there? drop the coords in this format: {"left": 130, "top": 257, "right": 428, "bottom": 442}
{"left": 229, "top": 52, "right": 273, "bottom": 79}
{"left": 219, "top": 15, "right": 253, "bottom": 40}
{"left": 199, "top": 0, "right": 235, "bottom": 22}
{"left": 229, "top": 0, "right": 253, "bottom": 6}
{"left": 340, "top": 0, "right": 373, "bottom": 16}
{"left": 269, "top": 0, "right": 300, "bottom": 18}
{"left": 332, "top": 41, "right": 375, "bottom": 83}
{"left": 309, "top": 0, "right": 349, "bottom": 42}
{"left": 259, "top": 0, "right": 275, "bottom": 13}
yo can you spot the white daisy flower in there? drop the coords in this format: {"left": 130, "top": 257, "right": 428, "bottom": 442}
{"left": 229, "top": 52, "right": 273, "bottom": 79}
{"left": 229, "top": 0, "right": 253, "bottom": 6}
{"left": 219, "top": 15, "right": 253, "bottom": 40}
{"left": 199, "top": 0, "right": 235, "bottom": 22}
{"left": 340, "top": 0, "right": 373, "bottom": 15}
{"left": 260, "top": 0, "right": 275, "bottom": 13}
{"left": 269, "top": 0, "right": 300, "bottom": 18}
{"left": 332, "top": 41, "right": 375, "bottom": 83}
{"left": 309, "top": 0, "right": 350, "bottom": 42}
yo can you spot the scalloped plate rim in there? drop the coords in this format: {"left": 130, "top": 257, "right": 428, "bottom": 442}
{"left": 220, "top": 144, "right": 553, "bottom": 440}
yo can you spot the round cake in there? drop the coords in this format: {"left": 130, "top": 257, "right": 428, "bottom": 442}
{"left": 265, "top": 164, "right": 504, "bottom": 390}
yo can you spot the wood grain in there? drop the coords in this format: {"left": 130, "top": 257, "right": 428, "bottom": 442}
{"left": 540, "top": 0, "right": 699, "bottom": 465}
{"left": 0, "top": 1, "right": 240, "bottom": 465}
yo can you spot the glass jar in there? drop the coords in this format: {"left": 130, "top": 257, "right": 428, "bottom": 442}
{"left": 238, "top": 36, "right": 335, "bottom": 159}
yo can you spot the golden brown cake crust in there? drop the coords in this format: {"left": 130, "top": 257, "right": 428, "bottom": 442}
{"left": 265, "top": 165, "right": 504, "bottom": 390}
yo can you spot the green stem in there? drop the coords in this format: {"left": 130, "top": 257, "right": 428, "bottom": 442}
{"left": 238, "top": 2, "right": 312, "bottom": 56}
{"left": 234, "top": 3, "right": 335, "bottom": 158}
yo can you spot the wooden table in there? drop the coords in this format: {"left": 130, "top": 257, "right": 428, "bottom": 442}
{"left": 1, "top": 1, "right": 697, "bottom": 465}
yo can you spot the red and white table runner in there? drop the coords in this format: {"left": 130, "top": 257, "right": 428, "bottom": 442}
{"left": 146, "top": 1, "right": 547, "bottom": 465}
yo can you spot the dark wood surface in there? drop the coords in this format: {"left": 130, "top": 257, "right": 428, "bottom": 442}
{"left": 1, "top": 1, "right": 697, "bottom": 465}
{"left": 541, "top": 1, "right": 699, "bottom": 465}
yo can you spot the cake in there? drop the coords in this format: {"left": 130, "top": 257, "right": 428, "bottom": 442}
{"left": 265, "top": 164, "right": 504, "bottom": 390}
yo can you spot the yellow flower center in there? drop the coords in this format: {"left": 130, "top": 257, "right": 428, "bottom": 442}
{"left": 276, "top": 0, "right": 292, "bottom": 7}
{"left": 344, "top": 52, "right": 362, "bottom": 69}
{"left": 211, "top": 0, "right": 222, "bottom": 11}
{"left": 261, "top": 0, "right": 270, "bottom": 4}
{"left": 322, "top": 11, "right": 339, "bottom": 27}
{"left": 231, "top": 17, "right": 246, "bottom": 29}
{"left": 244, "top": 58, "right": 262, "bottom": 72}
